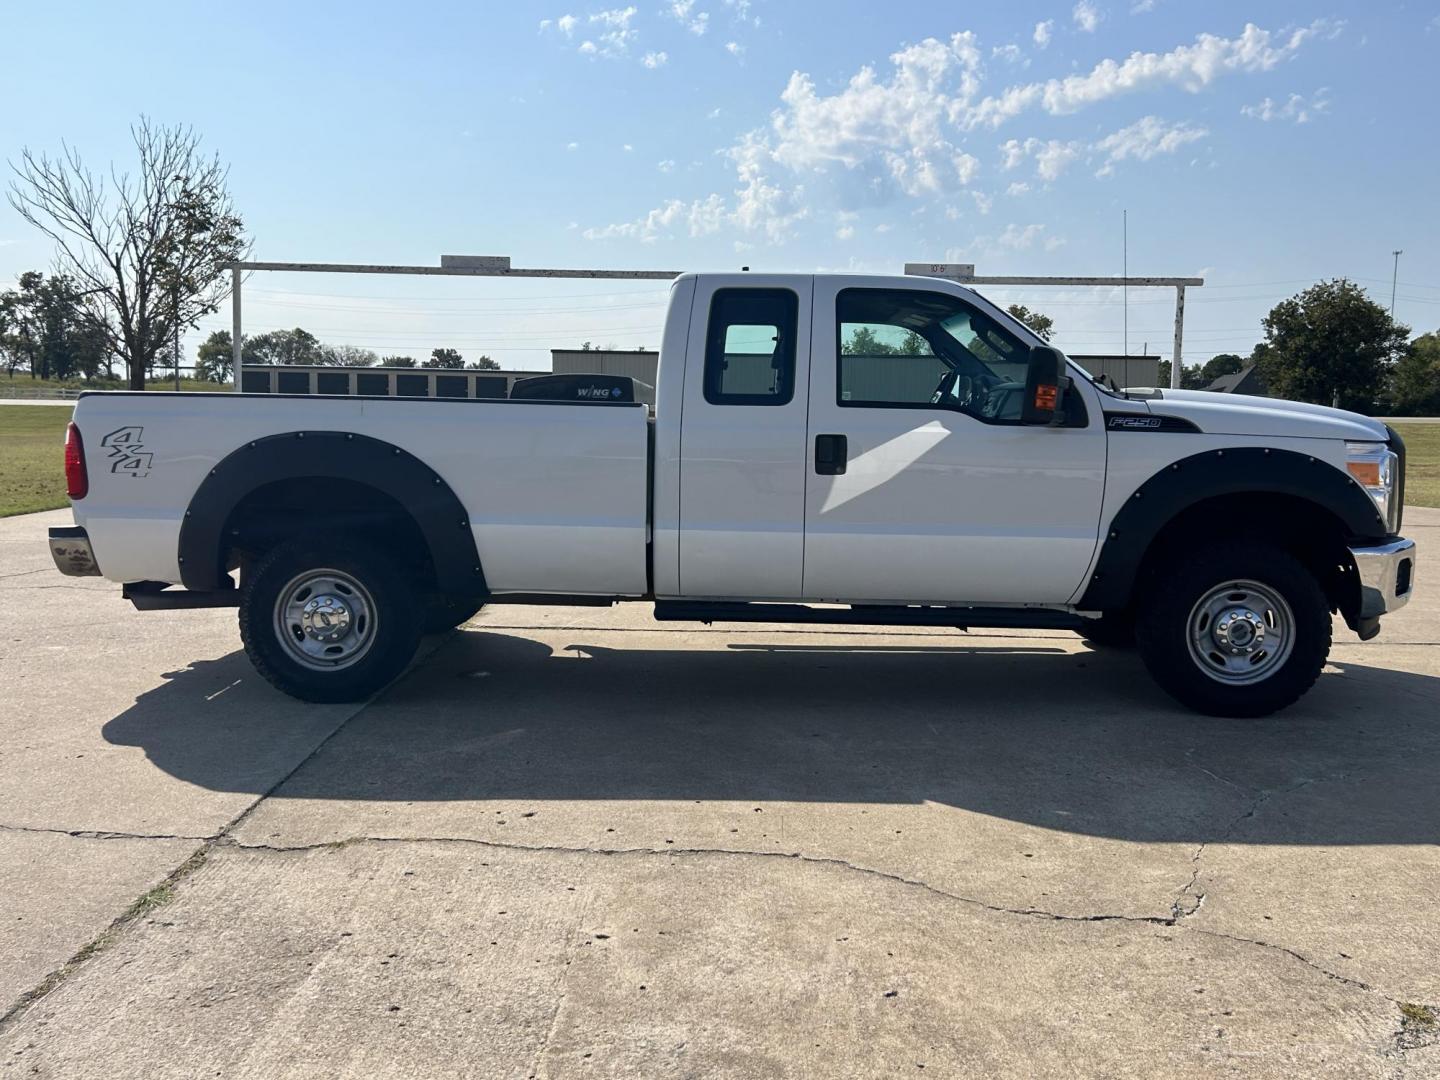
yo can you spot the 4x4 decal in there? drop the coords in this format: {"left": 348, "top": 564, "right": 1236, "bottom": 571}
{"left": 100, "top": 426, "right": 153, "bottom": 477}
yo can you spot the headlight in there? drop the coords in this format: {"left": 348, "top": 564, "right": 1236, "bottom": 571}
{"left": 1345, "top": 442, "right": 1400, "bottom": 533}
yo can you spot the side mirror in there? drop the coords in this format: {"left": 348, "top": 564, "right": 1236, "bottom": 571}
{"left": 1022, "top": 345, "right": 1069, "bottom": 425}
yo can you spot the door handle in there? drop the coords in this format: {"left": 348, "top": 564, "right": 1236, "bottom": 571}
{"left": 815, "top": 434, "right": 847, "bottom": 475}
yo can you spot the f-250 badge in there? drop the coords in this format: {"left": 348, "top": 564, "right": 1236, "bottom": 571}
{"left": 100, "top": 426, "right": 153, "bottom": 477}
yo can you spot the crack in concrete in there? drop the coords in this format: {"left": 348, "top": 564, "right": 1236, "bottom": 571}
{"left": 222, "top": 831, "right": 1392, "bottom": 1005}
{"left": 0, "top": 650, "right": 428, "bottom": 1034}
{"left": 0, "top": 822, "right": 214, "bottom": 843}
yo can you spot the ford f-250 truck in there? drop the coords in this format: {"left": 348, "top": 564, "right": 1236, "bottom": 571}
{"left": 48, "top": 271, "right": 1416, "bottom": 716}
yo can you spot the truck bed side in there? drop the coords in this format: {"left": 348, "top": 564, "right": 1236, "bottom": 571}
{"left": 71, "top": 392, "right": 651, "bottom": 596}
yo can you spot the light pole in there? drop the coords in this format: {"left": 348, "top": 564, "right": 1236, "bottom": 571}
{"left": 1390, "top": 249, "right": 1403, "bottom": 318}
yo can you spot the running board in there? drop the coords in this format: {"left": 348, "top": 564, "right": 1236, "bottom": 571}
{"left": 652, "top": 601, "right": 1082, "bottom": 631}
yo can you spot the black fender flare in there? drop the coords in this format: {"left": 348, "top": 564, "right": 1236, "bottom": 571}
{"left": 1076, "top": 446, "right": 1387, "bottom": 611}
{"left": 177, "top": 431, "right": 486, "bottom": 596}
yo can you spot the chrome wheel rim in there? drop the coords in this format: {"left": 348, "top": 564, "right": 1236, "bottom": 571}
{"left": 273, "top": 569, "right": 377, "bottom": 671}
{"left": 1186, "top": 579, "right": 1294, "bottom": 686}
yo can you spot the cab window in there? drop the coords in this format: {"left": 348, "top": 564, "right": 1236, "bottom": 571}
{"left": 837, "top": 288, "right": 1031, "bottom": 423}
{"left": 704, "top": 288, "right": 797, "bottom": 406}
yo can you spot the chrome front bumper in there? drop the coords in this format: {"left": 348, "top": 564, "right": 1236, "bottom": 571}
{"left": 48, "top": 526, "right": 101, "bottom": 577}
{"left": 1350, "top": 537, "right": 1416, "bottom": 618}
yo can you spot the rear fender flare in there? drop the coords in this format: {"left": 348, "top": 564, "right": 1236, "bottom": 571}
{"left": 177, "top": 431, "right": 486, "bottom": 596}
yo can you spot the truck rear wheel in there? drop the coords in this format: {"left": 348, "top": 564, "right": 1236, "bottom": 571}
{"left": 239, "top": 536, "right": 423, "bottom": 703}
{"left": 1135, "top": 541, "right": 1331, "bottom": 717}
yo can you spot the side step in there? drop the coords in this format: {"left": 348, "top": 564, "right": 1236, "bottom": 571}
{"left": 652, "top": 601, "right": 1083, "bottom": 631}
{"left": 124, "top": 581, "right": 240, "bottom": 610}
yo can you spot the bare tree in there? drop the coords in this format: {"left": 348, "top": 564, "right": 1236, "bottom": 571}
{"left": 8, "top": 119, "right": 248, "bottom": 390}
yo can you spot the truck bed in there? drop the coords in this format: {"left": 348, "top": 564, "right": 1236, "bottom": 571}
{"left": 70, "top": 392, "right": 652, "bottom": 596}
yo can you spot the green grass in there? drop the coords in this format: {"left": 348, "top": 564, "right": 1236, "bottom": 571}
{"left": 1, "top": 374, "right": 221, "bottom": 397}
{"left": 0, "top": 404, "right": 72, "bottom": 517}
{"left": 1391, "top": 424, "right": 1440, "bottom": 509}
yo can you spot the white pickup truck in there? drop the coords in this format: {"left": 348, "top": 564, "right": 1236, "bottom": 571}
{"left": 49, "top": 271, "right": 1416, "bottom": 716}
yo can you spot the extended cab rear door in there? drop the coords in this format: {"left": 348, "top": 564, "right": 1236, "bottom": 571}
{"left": 800, "top": 277, "right": 1106, "bottom": 605}
{"left": 677, "top": 276, "right": 813, "bottom": 599}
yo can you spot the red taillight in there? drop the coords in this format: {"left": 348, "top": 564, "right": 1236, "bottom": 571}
{"left": 64, "top": 422, "right": 88, "bottom": 500}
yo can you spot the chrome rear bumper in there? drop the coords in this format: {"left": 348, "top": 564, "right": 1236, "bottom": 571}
{"left": 1350, "top": 537, "right": 1416, "bottom": 618}
{"left": 48, "top": 526, "right": 101, "bottom": 577}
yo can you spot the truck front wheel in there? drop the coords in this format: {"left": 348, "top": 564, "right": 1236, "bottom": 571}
{"left": 1135, "top": 541, "right": 1331, "bottom": 717}
{"left": 239, "top": 536, "right": 423, "bottom": 703}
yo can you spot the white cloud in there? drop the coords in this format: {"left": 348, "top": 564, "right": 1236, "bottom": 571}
{"left": 726, "top": 40, "right": 744, "bottom": 56}
{"left": 724, "top": 0, "right": 759, "bottom": 27}
{"left": 1241, "top": 89, "right": 1330, "bottom": 124}
{"left": 1033, "top": 20, "right": 1053, "bottom": 48}
{"left": 582, "top": 193, "right": 727, "bottom": 242}
{"left": 642, "top": 50, "right": 668, "bottom": 67}
{"left": 1006, "top": 181, "right": 1030, "bottom": 196}
{"left": 707, "top": 107, "right": 723, "bottom": 119}
{"left": 556, "top": 13, "right": 578, "bottom": 35}
{"left": 967, "top": 20, "right": 1338, "bottom": 128}
{"left": 971, "top": 191, "right": 994, "bottom": 215}
{"left": 1073, "top": 2, "right": 1101, "bottom": 33}
{"left": 999, "top": 137, "right": 1081, "bottom": 180}
{"left": 1132, "top": 0, "right": 1156, "bottom": 11}
{"left": 658, "top": 159, "right": 676, "bottom": 172}
{"left": 578, "top": 40, "right": 597, "bottom": 54}
{"left": 587, "top": 6, "right": 638, "bottom": 55}
{"left": 566, "top": 142, "right": 580, "bottom": 151}
{"left": 836, "top": 225, "right": 855, "bottom": 240}
{"left": 622, "top": 143, "right": 633, "bottom": 151}
{"left": 762, "top": 33, "right": 984, "bottom": 201}
{"left": 666, "top": 0, "right": 710, "bottom": 35}
{"left": 1093, "top": 115, "right": 1207, "bottom": 175}
{"left": 992, "top": 43, "right": 1026, "bottom": 66}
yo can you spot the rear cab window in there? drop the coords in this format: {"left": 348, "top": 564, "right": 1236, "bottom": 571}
{"left": 703, "top": 288, "right": 799, "bottom": 406}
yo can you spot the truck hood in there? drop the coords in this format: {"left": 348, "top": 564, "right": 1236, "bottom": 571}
{"left": 1138, "top": 389, "right": 1390, "bottom": 442}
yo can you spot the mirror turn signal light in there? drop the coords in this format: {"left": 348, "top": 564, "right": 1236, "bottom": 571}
{"left": 1033, "top": 384, "right": 1058, "bottom": 410}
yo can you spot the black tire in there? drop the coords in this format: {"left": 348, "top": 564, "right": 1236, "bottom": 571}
{"left": 1078, "top": 612, "right": 1135, "bottom": 648}
{"left": 423, "top": 596, "right": 485, "bottom": 634}
{"left": 1135, "top": 541, "right": 1331, "bottom": 718}
{"left": 239, "top": 536, "right": 423, "bottom": 703}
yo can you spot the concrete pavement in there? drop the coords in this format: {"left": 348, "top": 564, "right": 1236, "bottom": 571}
{"left": 1, "top": 506, "right": 1437, "bottom": 1077}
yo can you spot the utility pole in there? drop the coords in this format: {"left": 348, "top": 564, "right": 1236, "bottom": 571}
{"left": 1390, "top": 249, "right": 1403, "bottom": 318}
{"left": 1122, "top": 210, "right": 1128, "bottom": 360}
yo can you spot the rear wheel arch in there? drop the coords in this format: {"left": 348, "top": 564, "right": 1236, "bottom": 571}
{"left": 177, "top": 431, "right": 486, "bottom": 598}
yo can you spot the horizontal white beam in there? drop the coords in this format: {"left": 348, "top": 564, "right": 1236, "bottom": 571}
{"left": 966, "top": 275, "right": 1204, "bottom": 287}
{"left": 230, "top": 261, "right": 681, "bottom": 280}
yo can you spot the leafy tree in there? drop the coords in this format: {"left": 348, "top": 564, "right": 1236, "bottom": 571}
{"left": 8, "top": 119, "right": 248, "bottom": 390}
{"left": 1200, "top": 353, "right": 1244, "bottom": 383}
{"left": 424, "top": 347, "right": 464, "bottom": 369}
{"left": 195, "top": 330, "right": 236, "bottom": 382}
{"left": 381, "top": 355, "right": 416, "bottom": 367}
{"left": 841, "top": 326, "right": 897, "bottom": 355}
{"left": 0, "top": 271, "right": 107, "bottom": 380}
{"left": 317, "top": 344, "right": 379, "bottom": 367}
{"left": 247, "top": 327, "right": 321, "bottom": 365}
{"left": 1154, "top": 360, "right": 1208, "bottom": 390}
{"left": 1255, "top": 279, "right": 1408, "bottom": 412}
{"left": 468, "top": 355, "right": 499, "bottom": 370}
{"left": 1006, "top": 303, "right": 1055, "bottom": 342}
{"left": 1389, "top": 331, "right": 1440, "bottom": 416}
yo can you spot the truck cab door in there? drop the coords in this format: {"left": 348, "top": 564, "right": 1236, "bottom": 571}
{"left": 677, "top": 276, "right": 813, "bottom": 599}
{"left": 801, "top": 278, "right": 1106, "bottom": 605}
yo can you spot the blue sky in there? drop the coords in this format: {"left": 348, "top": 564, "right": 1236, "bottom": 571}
{"left": 2, "top": 0, "right": 1437, "bottom": 370}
